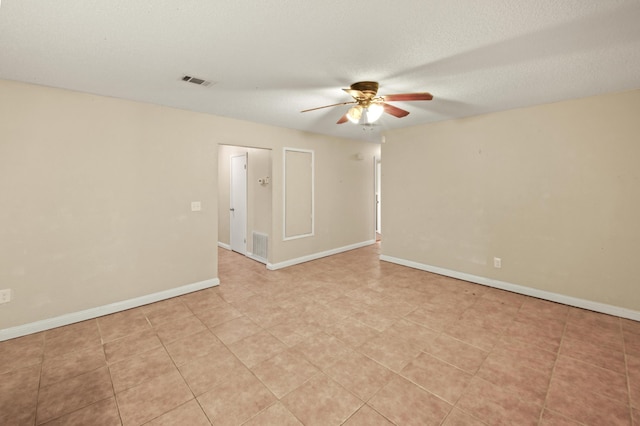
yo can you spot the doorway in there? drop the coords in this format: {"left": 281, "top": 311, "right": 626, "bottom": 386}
{"left": 230, "top": 153, "right": 247, "bottom": 254}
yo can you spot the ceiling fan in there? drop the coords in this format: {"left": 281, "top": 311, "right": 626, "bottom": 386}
{"left": 301, "top": 81, "right": 433, "bottom": 125}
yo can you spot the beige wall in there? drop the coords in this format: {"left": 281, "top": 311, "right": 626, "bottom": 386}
{"left": 0, "top": 80, "right": 219, "bottom": 330}
{"left": 382, "top": 89, "right": 640, "bottom": 311}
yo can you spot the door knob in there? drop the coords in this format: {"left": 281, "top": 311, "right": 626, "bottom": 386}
{"left": 230, "top": 208, "right": 235, "bottom": 212}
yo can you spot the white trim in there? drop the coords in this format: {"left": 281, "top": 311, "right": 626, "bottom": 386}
{"left": 246, "top": 252, "right": 268, "bottom": 265}
{"left": 218, "top": 241, "right": 232, "bottom": 250}
{"left": 380, "top": 254, "right": 640, "bottom": 322}
{"left": 283, "top": 147, "right": 315, "bottom": 241}
{"left": 268, "top": 240, "right": 376, "bottom": 270}
{"left": 0, "top": 278, "right": 220, "bottom": 342}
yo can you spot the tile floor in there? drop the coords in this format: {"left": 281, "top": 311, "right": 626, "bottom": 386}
{"left": 2, "top": 243, "right": 640, "bottom": 425}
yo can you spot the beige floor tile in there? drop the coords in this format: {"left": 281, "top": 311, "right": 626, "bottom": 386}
{"left": 153, "top": 314, "right": 207, "bottom": 344}
{"left": 43, "top": 320, "right": 102, "bottom": 359}
{"left": 197, "top": 366, "right": 275, "bottom": 426}
{"left": 481, "top": 287, "right": 528, "bottom": 307}
{"left": 622, "top": 318, "right": 640, "bottom": 336}
{"left": 445, "top": 318, "right": 502, "bottom": 352}
{"left": 42, "top": 397, "right": 121, "bottom": 426}
{"left": 343, "top": 405, "right": 394, "bottom": 425}
{"left": 216, "top": 284, "right": 256, "bottom": 304}
{"left": 539, "top": 409, "right": 584, "bottom": 425}
{"left": 142, "top": 298, "right": 193, "bottom": 326}
{"left": 109, "top": 346, "right": 175, "bottom": 392}
{"left": 146, "top": 400, "right": 211, "bottom": 426}
{"left": 36, "top": 366, "right": 113, "bottom": 424}
{"left": 625, "top": 331, "right": 640, "bottom": 358}
{"left": 381, "top": 318, "right": 439, "bottom": 350}
{"left": 40, "top": 346, "right": 105, "bottom": 388}
{"left": 103, "top": 329, "right": 162, "bottom": 364}
{"left": 116, "top": 369, "right": 193, "bottom": 426}
{"left": 324, "top": 316, "right": 380, "bottom": 348}
{"left": 251, "top": 349, "right": 320, "bottom": 398}
{"left": 491, "top": 337, "right": 557, "bottom": 375}
{"left": 97, "top": 308, "right": 150, "bottom": 343}
{"left": 293, "top": 332, "right": 354, "bottom": 370}
{"left": 267, "top": 322, "right": 307, "bottom": 347}
{"left": 478, "top": 354, "right": 550, "bottom": 406}
{"left": 0, "top": 364, "right": 40, "bottom": 426}
{"left": 0, "top": 333, "right": 44, "bottom": 375}
{"left": 180, "top": 288, "right": 226, "bottom": 315}
{"left": 351, "top": 307, "right": 398, "bottom": 332}
{"left": 242, "top": 304, "right": 290, "bottom": 329}
{"left": 441, "top": 408, "right": 487, "bottom": 426}
{"left": 243, "top": 402, "right": 303, "bottom": 426}
{"left": 369, "top": 375, "right": 451, "bottom": 426}
{"left": 455, "top": 376, "right": 542, "bottom": 426}
{"left": 178, "top": 345, "right": 247, "bottom": 396}
{"left": 229, "top": 330, "right": 287, "bottom": 368}
{"left": 195, "top": 302, "right": 243, "bottom": 328}
{"left": 630, "top": 382, "right": 640, "bottom": 409}
{"left": 405, "top": 305, "right": 462, "bottom": 332}
{"left": 424, "top": 333, "right": 488, "bottom": 373}
{"left": 519, "top": 298, "right": 569, "bottom": 322}
{"left": 164, "top": 329, "right": 222, "bottom": 366}
{"left": 545, "top": 378, "right": 631, "bottom": 425}
{"left": 552, "top": 355, "right": 628, "bottom": 402}
{"left": 401, "top": 352, "right": 472, "bottom": 404}
{"left": 563, "top": 321, "right": 623, "bottom": 352}
{"left": 567, "top": 307, "right": 621, "bottom": 331}
{"left": 358, "top": 332, "right": 422, "bottom": 372}
{"left": 324, "top": 296, "right": 367, "bottom": 317}
{"left": 323, "top": 350, "right": 393, "bottom": 401}
{"left": 210, "top": 315, "right": 262, "bottom": 344}
{"left": 281, "top": 373, "right": 363, "bottom": 426}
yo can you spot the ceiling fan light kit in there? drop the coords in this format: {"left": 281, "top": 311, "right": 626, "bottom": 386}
{"left": 346, "top": 105, "right": 363, "bottom": 123}
{"left": 302, "top": 81, "right": 433, "bottom": 126}
{"left": 347, "top": 103, "right": 384, "bottom": 124}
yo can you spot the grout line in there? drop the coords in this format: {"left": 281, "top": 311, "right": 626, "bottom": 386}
{"left": 537, "top": 311, "right": 568, "bottom": 425}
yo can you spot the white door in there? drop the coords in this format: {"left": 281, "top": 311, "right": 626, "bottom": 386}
{"left": 230, "top": 154, "right": 247, "bottom": 254}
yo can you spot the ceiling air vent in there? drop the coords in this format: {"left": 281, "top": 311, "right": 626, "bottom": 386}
{"left": 181, "top": 75, "right": 213, "bottom": 87}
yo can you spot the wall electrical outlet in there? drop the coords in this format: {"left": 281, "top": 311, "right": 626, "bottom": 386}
{"left": 0, "top": 289, "right": 11, "bottom": 304}
{"left": 493, "top": 257, "right": 502, "bottom": 269}
{"left": 191, "top": 201, "right": 202, "bottom": 212}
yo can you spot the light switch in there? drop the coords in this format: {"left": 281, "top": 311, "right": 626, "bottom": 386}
{"left": 191, "top": 201, "right": 201, "bottom": 212}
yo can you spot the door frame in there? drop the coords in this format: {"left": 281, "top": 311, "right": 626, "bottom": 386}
{"left": 375, "top": 156, "right": 381, "bottom": 235}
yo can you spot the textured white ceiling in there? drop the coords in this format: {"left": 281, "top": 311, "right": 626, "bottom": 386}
{"left": 1, "top": 1, "right": 640, "bottom": 142}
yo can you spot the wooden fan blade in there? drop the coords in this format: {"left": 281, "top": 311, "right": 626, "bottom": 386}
{"left": 337, "top": 114, "right": 349, "bottom": 124}
{"left": 383, "top": 103, "right": 410, "bottom": 118}
{"left": 383, "top": 92, "right": 433, "bottom": 102}
{"left": 301, "top": 101, "right": 356, "bottom": 113}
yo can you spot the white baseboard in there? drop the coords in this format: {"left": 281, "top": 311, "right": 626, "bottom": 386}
{"left": 380, "top": 254, "right": 640, "bottom": 322}
{"left": 0, "top": 278, "right": 220, "bottom": 342}
{"left": 246, "top": 252, "right": 268, "bottom": 265}
{"left": 268, "top": 240, "right": 376, "bottom": 270}
{"left": 218, "top": 242, "right": 231, "bottom": 250}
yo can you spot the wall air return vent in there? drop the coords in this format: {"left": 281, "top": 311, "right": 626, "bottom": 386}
{"left": 181, "top": 75, "right": 213, "bottom": 87}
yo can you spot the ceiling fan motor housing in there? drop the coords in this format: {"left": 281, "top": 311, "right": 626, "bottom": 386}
{"left": 351, "top": 81, "right": 379, "bottom": 98}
